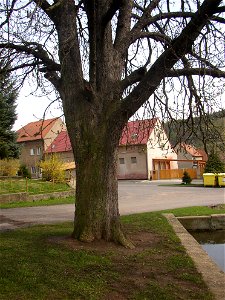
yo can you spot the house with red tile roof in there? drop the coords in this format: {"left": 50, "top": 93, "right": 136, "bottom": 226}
{"left": 175, "top": 143, "right": 208, "bottom": 176}
{"left": 45, "top": 118, "right": 178, "bottom": 180}
{"left": 118, "top": 119, "right": 178, "bottom": 179}
{"left": 45, "top": 130, "right": 75, "bottom": 179}
{"left": 17, "top": 118, "right": 66, "bottom": 177}
{"left": 45, "top": 130, "right": 74, "bottom": 161}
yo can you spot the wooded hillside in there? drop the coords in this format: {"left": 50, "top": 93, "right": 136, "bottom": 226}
{"left": 165, "top": 110, "right": 225, "bottom": 160}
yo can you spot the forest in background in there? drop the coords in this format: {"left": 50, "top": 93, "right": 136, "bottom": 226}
{"left": 164, "top": 109, "right": 225, "bottom": 160}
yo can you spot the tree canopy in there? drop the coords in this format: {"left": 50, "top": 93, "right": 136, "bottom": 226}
{"left": 0, "top": 57, "right": 20, "bottom": 159}
{"left": 0, "top": 0, "right": 225, "bottom": 246}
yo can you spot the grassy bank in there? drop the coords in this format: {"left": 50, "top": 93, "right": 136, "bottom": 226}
{"left": 0, "top": 196, "right": 75, "bottom": 209}
{"left": 0, "top": 179, "right": 72, "bottom": 195}
{"left": 1, "top": 206, "right": 223, "bottom": 299}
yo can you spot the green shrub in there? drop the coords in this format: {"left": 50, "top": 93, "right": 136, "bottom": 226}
{"left": 18, "top": 164, "right": 31, "bottom": 178}
{"left": 182, "top": 171, "right": 192, "bottom": 185}
{"left": 39, "top": 154, "right": 65, "bottom": 183}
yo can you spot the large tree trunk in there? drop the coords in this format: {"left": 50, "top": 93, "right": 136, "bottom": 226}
{"left": 71, "top": 122, "right": 133, "bottom": 248}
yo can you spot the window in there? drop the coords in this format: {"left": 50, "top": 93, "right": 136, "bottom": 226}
{"left": 131, "top": 157, "right": 137, "bottom": 164}
{"left": 31, "top": 166, "right": 36, "bottom": 174}
{"left": 119, "top": 158, "right": 125, "bottom": 164}
{"left": 36, "top": 147, "right": 41, "bottom": 155}
{"left": 30, "top": 148, "right": 35, "bottom": 155}
{"left": 131, "top": 133, "right": 138, "bottom": 140}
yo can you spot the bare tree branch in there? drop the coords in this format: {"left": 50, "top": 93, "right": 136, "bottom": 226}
{"left": 102, "top": 0, "right": 121, "bottom": 26}
{"left": 216, "top": 5, "right": 225, "bottom": 13}
{"left": 119, "top": 0, "right": 223, "bottom": 119}
{"left": 0, "top": 42, "right": 60, "bottom": 71}
{"left": 166, "top": 68, "right": 225, "bottom": 78}
{"left": 114, "top": 0, "right": 133, "bottom": 49}
{"left": 125, "top": 11, "right": 225, "bottom": 49}
{"left": 0, "top": 61, "right": 41, "bottom": 73}
{"left": 130, "top": 31, "right": 171, "bottom": 46}
{"left": 120, "top": 67, "right": 147, "bottom": 90}
{"left": 0, "top": 0, "right": 17, "bottom": 29}
{"left": 32, "top": 0, "right": 59, "bottom": 23}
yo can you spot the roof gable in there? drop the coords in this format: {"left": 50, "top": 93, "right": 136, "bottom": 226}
{"left": 119, "top": 118, "right": 158, "bottom": 146}
{"left": 45, "top": 118, "right": 159, "bottom": 152}
{"left": 180, "top": 143, "right": 207, "bottom": 160}
{"left": 17, "top": 118, "right": 60, "bottom": 143}
{"left": 45, "top": 131, "right": 72, "bottom": 153}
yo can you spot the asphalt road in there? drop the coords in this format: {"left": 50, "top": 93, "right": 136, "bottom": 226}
{"left": 1, "top": 180, "right": 224, "bottom": 231}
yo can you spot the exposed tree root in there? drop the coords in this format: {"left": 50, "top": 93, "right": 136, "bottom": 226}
{"left": 72, "top": 226, "right": 95, "bottom": 243}
{"left": 112, "top": 224, "right": 135, "bottom": 249}
{"left": 72, "top": 225, "right": 135, "bottom": 249}
{"left": 114, "top": 230, "right": 135, "bottom": 249}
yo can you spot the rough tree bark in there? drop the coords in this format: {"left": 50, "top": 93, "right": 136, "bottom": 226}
{"left": 63, "top": 92, "right": 131, "bottom": 245}
{"left": 52, "top": 0, "right": 135, "bottom": 246}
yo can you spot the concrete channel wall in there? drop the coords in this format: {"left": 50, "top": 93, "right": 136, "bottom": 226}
{"left": 164, "top": 213, "right": 225, "bottom": 300}
{"left": 177, "top": 214, "right": 225, "bottom": 230}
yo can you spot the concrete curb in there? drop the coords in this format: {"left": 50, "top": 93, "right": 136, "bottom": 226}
{"left": 164, "top": 213, "right": 225, "bottom": 300}
{"left": 177, "top": 214, "right": 225, "bottom": 231}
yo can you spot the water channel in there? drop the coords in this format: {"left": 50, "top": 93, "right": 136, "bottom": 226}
{"left": 191, "top": 230, "right": 225, "bottom": 273}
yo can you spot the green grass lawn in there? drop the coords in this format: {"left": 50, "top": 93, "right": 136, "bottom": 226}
{"left": 1, "top": 206, "right": 220, "bottom": 300}
{"left": 0, "top": 179, "right": 72, "bottom": 195}
{"left": 162, "top": 204, "right": 225, "bottom": 216}
{"left": 0, "top": 196, "right": 75, "bottom": 209}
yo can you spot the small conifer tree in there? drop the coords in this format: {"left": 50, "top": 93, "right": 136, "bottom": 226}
{"left": 204, "top": 152, "right": 225, "bottom": 173}
{"left": 182, "top": 171, "right": 192, "bottom": 185}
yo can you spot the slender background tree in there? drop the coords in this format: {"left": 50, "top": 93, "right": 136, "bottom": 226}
{"left": 0, "top": 0, "right": 224, "bottom": 246}
{"left": 0, "top": 55, "right": 20, "bottom": 159}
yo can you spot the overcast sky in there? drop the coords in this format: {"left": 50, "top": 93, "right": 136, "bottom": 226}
{"left": 13, "top": 83, "right": 64, "bottom": 131}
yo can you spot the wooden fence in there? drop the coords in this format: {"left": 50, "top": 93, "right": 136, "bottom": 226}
{"left": 152, "top": 168, "right": 197, "bottom": 180}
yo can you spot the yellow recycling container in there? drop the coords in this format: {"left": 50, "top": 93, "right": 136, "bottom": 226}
{"left": 217, "top": 173, "right": 225, "bottom": 187}
{"left": 203, "top": 173, "right": 217, "bottom": 187}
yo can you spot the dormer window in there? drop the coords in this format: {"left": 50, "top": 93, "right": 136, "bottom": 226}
{"left": 131, "top": 133, "right": 138, "bottom": 139}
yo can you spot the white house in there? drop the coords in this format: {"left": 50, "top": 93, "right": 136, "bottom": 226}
{"left": 118, "top": 118, "right": 178, "bottom": 180}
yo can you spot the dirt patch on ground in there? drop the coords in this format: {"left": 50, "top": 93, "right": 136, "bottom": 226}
{"left": 48, "top": 226, "right": 213, "bottom": 299}
{"left": 48, "top": 229, "right": 160, "bottom": 255}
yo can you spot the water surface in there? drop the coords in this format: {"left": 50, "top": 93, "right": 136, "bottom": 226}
{"left": 191, "top": 230, "right": 225, "bottom": 272}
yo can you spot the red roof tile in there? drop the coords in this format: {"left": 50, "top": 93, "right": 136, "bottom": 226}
{"left": 17, "top": 118, "right": 59, "bottom": 142}
{"left": 196, "top": 148, "right": 208, "bottom": 161}
{"left": 45, "top": 118, "right": 159, "bottom": 153}
{"left": 181, "top": 143, "right": 207, "bottom": 160}
{"left": 45, "top": 131, "right": 72, "bottom": 153}
{"left": 119, "top": 118, "right": 158, "bottom": 145}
